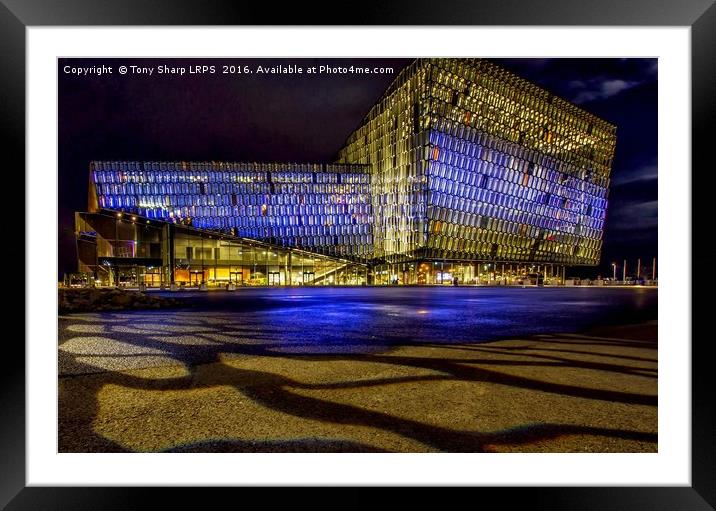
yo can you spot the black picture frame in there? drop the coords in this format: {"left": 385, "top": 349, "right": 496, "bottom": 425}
{"left": 4, "top": 0, "right": 711, "bottom": 508}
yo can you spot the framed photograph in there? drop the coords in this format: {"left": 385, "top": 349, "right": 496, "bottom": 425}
{"left": 6, "top": 0, "right": 711, "bottom": 507}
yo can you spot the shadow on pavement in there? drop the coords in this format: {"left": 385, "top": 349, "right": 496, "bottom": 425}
{"left": 58, "top": 312, "right": 658, "bottom": 453}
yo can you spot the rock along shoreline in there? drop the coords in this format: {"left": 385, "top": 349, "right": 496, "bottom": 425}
{"left": 59, "top": 288, "right": 184, "bottom": 314}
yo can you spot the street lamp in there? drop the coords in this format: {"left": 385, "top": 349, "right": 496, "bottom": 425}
{"left": 612, "top": 262, "right": 617, "bottom": 281}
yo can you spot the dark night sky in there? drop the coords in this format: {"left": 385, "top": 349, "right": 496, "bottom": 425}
{"left": 58, "top": 57, "right": 657, "bottom": 278}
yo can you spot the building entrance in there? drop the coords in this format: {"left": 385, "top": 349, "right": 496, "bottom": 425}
{"left": 142, "top": 267, "right": 162, "bottom": 287}
{"left": 189, "top": 271, "right": 203, "bottom": 286}
{"left": 268, "top": 271, "right": 281, "bottom": 286}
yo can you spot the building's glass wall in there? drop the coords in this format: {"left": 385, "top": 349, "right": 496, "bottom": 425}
{"left": 75, "top": 212, "right": 367, "bottom": 288}
{"left": 81, "top": 59, "right": 616, "bottom": 273}
{"left": 75, "top": 211, "right": 167, "bottom": 287}
{"left": 90, "top": 162, "right": 373, "bottom": 261}
{"left": 336, "top": 60, "right": 432, "bottom": 263}
{"left": 422, "top": 129, "right": 606, "bottom": 265}
{"left": 172, "top": 228, "right": 365, "bottom": 286}
{"left": 337, "top": 58, "right": 616, "bottom": 266}
{"left": 372, "top": 260, "right": 564, "bottom": 286}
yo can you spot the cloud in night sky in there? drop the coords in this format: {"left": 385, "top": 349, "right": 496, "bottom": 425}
{"left": 493, "top": 57, "right": 658, "bottom": 106}
{"left": 566, "top": 60, "right": 658, "bottom": 104}
{"left": 570, "top": 79, "right": 641, "bottom": 104}
{"left": 609, "top": 201, "right": 658, "bottom": 231}
{"left": 611, "top": 161, "right": 658, "bottom": 186}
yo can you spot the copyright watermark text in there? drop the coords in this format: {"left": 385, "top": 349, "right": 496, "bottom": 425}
{"left": 62, "top": 63, "right": 395, "bottom": 78}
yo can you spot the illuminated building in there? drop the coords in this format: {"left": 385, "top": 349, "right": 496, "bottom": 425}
{"left": 77, "top": 163, "right": 372, "bottom": 286}
{"left": 74, "top": 58, "right": 616, "bottom": 287}
{"left": 88, "top": 162, "right": 372, "bottom": 259}
{"left": 336, "top": 58, "right": 616, "bottom": 284}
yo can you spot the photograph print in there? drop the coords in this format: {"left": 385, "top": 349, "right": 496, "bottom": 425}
{"left": 58, "top": 57, "right": 658, "bottom": 453}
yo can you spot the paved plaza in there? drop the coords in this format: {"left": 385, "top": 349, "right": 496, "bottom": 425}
{"left": 58, "top": 287, "right": 658, "bottom": 452}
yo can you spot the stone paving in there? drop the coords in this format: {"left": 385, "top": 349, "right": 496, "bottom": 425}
{"left": 58, "top": 289, "right": 657, "bottom": 452}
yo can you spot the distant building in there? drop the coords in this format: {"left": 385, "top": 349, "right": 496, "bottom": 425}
{"left": 75, "top": 58, "right": 616, "bottom": 287}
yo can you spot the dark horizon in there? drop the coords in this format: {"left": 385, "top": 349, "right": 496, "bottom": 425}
{"left": 58, "top": 57, "right": 657, "bottom": 279}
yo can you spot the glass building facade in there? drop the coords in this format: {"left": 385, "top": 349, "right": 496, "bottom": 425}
{"left": 75, "top": 58, "right": 616, "bottom": 286}
{"left": 76, "top": 211, "right": 368, "bottom": 287}
{"left": 336, "top": 58, "right": 616, "bottom": 268}
{"left": 90, "top": 162, "right": 373, "bottom": 260}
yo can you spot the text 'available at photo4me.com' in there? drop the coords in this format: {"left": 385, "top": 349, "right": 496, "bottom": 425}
{"left": 62, "top": 63, "right": 397, "bottom": 78}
